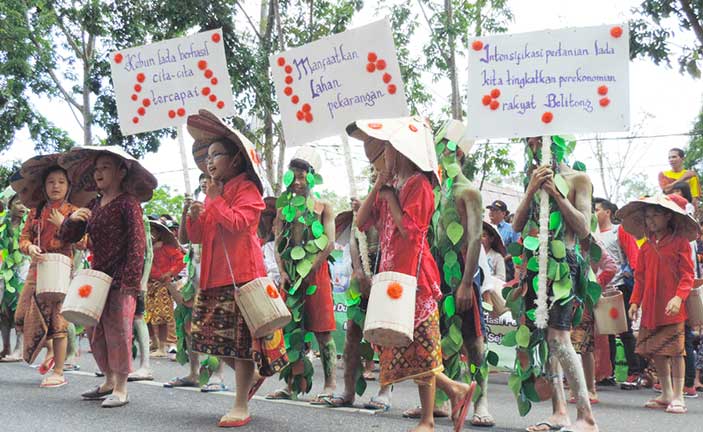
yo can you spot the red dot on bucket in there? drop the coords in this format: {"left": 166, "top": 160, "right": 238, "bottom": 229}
{"left": 284, "top": 87, "right": 293, "bottom": 96}
{"left": 304, "top": 112, "right": 313, "bottom": 123}
{"left": 137, "top": 107, "right": 146, "bottom": 116}
{"left": 368, "top": 52, "right": 378, "bottom": 63}
{"left": 168, "top": 110, "right": 176, "bottom": 119}
{"left": 132, "top": 117, "right": 139, "bottom": 124}
{"left": 131, "top": 94, "right": 138, "bottom": 101}
{"left": 284, "top": 65, "right": 292, "bottom": 74}
{"left": 210, "top": 77, "right": 218, "bottom": 85}
{"left": 387, "top": 84, "right": 397, "bottom": 94}
{"left": 202, "top": 87, "right": 211, "bottom": 96}
{"left": 142, "top": 98, "right": 151, "bottom": 107}
{"left": 134, "top": 84, "right": 142, "bottom": 92}
{"left": 302, "top": 103, "right": 311, "bottom": 112}
{"left": 490, "top": 88, "right": 501, "bottom": 98}
{"left": 277, "top": 57, "right": 286, "bottom": 67}
{"left": 291, "top": 95, "right": 299, "bottom": 104}
{"left": 285, "top": 76, "right": 293, "bottom": 85}
{"left": 376, "top": 59, "right": 386, "bottom": 70}
{"left": 217, "top": 101, "right": 225, "bottom": 109}
{"left": 490, "top": 100, "right": 500, "bottom": 110}
{"left": 136, "top": 73, "right": 145, "bottom": 83}
{"left": 366, "top": 63, "right": 376, "bottom": 73}
{"left": 114, "top": 53, "right": 123, "bottom": 63}
{"left": 542, "top": 112, "right": 554, "bottom": 123}
{"left": 609, "top": 307, "right": 619, "bottom": 319}
{"left": 204, "top": 70, "right": 213, "bottom": 79}
{"left": 198, "top": 60, "right": 207, "bottom": 70}
{"left": 177, "top": 108, "right": 186, "bottom": 117}
{"left": 211, "top": 33, "right": 221, "bottom": 43}
{"left": 383, "top": 73, "right": 392, "bottom": 84}
{"left": 209, "top": 94, "right": 217, "bottom": 102}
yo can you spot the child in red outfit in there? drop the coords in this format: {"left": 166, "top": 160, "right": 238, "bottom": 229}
{"left": 620, "top": 194, "right": 696, "bottom": 414}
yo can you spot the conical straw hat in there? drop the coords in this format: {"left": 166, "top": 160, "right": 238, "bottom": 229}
{"left": 615, "top": 194, "right": 700, "bottom": 241}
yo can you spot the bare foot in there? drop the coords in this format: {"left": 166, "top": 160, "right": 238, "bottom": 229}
{"left": 448, "top": 382, "right": 471, "bottom": 420}
{"left": 526, "top": 413, "right": 570, "bottom": 432}
{"left": 221, "top": 406, "right": 249, "bottom": 422}
{"left": 565, "top": 419, "right": 599, "bottom": 432}
{"left": 409, "top": 420, "right": 434, "bottom": 432}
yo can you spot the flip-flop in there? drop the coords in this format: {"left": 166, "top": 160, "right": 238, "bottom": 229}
{"left": 63, "top": 363, "right": 80, "bottom": 372}
{"left": 218, "top": 416, "right": 251, "bottom": 428}
{"left": 666, "top": 402, "right": 687, "bottom": 414}
{"left": 81, "top": 386, "right": 113, "bottom": 400}
{"left": 568, "top": 396, "right": 599, "bottom": 405}
{"left": 362, "top": 371, "right": 377, "bottom": 381}
{"left": 363, "top": 396, "right": 390, "bottom": 412}
{"left": 248, "top": 377, "right": 265, "bottom": 400}
{"left": 38, "top": 357, "right": 55, "bottom": 375}
{"left": 310, "top": 393, "right": 333, "bottom": 405}
{"left": 0, "top": 356, "right": 22, "bottom": 363}
{"left": 471, "top": 414, "right": 496, "bottom": 427}
{"left": 452, "top": 381, "right": 477, "bottom": 432}
{"left": 127, "top": 371, "right": 154, "bottom": 382}
{"left": 322, "top": 394, "right": 354, "bottom": 408}
{"left": 644, "top": 399, "right": 669, "bottom": 409}
{"left": 402, "top": 406, "right": 449, "bottom": 418}
{"left": 164, "top": 376, "right": 198, "bottom": 388}
{"left": 40, "top": 376, "right": 67, "bottom": 388}
{"left": 265, "top": 388, "right": 292, "bottom": 400}
{"left": 525, "top": 421, "right": 565, "bottom": 431}
{"left": 201, "top": 382, "right": 229, "bottom": 393}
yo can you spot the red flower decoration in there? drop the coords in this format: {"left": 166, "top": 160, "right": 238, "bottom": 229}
{"left": 302, "top": 103, "right": 311, "bottom": 112}
{"left": 131, "top": 94, "right": 138, "bottom": 101}
{"left": 168, "top": 110, "right": 176, "bottom": 119}
{"left": 211, "top": 77, "right": 218, "bottom": 85}
{"left": 78, "top": 284, "right": 92, "bottom": 298}
{"left": 211, "top": 33, "right": 221, "bottom": 43}
{"left": 277, "top": 57, "right": 285, "bottom": 67}
{"left": 489, "top": 100, "right": 500, "bottom": 111}
{"left": 541, "top": 112, "right": 554, "bottom": 123}
{"left": 490, "top": 88, "right": 501, "bottom": 98}
{"left": 134, "top": 84, "right": 142, "bottom": 92}
{"left": 136, "top": 73, "right": 145, "bottom": 83}
{"left": 291, "top": 95, "right": 299, "bottom": 104}
{"left": 408, "top": 124, "right": 418, "bottom": 132}
{"left": 376, "top": 59, "right": 387, "bottom": 70}
{"left": 296, "top": 111, "right": 304, "bottom": 121}
{"left": 285, "top": 76, "right": 293, "bottom": 84}
{"left": 481, "top": 95, "right": 492, "bottom": 106}
{"left": 204, "top": 69, "right": 213, "bottom": 79}
{"left": 387, "top": 282, "right": 403, "bottom": 299}
{"left": 368, "top": 123, "right": 383, "bottom": 130}
{"left": 609, "top": 307, "right": 619, "bottom": 319}
{"left": 599, "top": 97, "right": 610, "bottom": 107}
{"left": 284, "top": 65, "right": 293, "bottom": 74}
{"left": 284, "top": 86, "right": 293, "bottom": 96}
{"left": 304, "top": 112, "right": 313, "bottom": 123}
{"left": 114, "top": 53, "right": 123, "bottom": 64}
{"left": 202, "top": 87, "right": 211, "bottom": 96}
{"left": 137, "top": 107, "right": 146, "bottom": 116}
{"left": 471, "top": 40, "right": 484, "bottom": 51}
{"left": 209, "top": 94, "right": 217, "bottom": 102}
{"left": 597, "top": 85, "right": 608, "bottom": 96}
{"left": 610, "top": 26, "right": 623, "bottom": 38}
{"left": 387, "top": 84, "right": 397, "bottom": 94}
{"left": 177, "top": 108, "right": 186, "bottom": 117}
{"left": 217, "top": 100, "right": 225, "bottom": 109}
{"left": 267, "top": 285, "right": 279, "bottom": 299}
{"left": 132, "top": 117, "right": 139, "bottom": 124}
{"left": 142, "top": 98, "right": 151, "bottom": 107}
{"left": 366, "top": 63, "right": 376, "bottom": 73}
{"left": 198, "top": 60, "right": 208, "bottom": 70}
{"left": 383, "top": 73, "right": 392, "bottom": 84}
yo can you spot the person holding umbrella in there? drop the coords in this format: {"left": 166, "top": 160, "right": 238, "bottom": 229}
{"left": 59, "top": 146, "right": 153, "bottom": 407}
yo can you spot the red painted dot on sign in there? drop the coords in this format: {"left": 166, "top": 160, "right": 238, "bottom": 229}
{"left": 211, "top": 33, "right": 221, "bottom": 43}
{"left": 368, "top": 123, "right": 383, "bottom": 130}
{"left": 217, "top": 101, "right": 225, "bottom": 109}
{"left": 376, "top": 59, "right": 386, "bottom": 70}
{"left": 204, "top": 70, "right": 213, "bottom": 79}
{"left": 408, "top": 124, "right": 418, "bottom": 132}
{"left": 387, "top": 84, "right": 397, "bottom": 94}
{"left": 296, "top": 111, "right": 304, "bottom": 121}
{"left": 291, "top": 95, "right": 299, "bottom": 104}
{"left": 490, "top": 100, "right": 500, "bottom": 110}
{"left": 284, "top": 65, "right": 292, "bottom": 74}
{"left": 304, "top": 112, "right": 313, "bottom": 123}
{"left": 366, "top": 63, "right": 376, "bottom": 73}
{"left": 285, "top": 76, "right": 293, "bottom": 85}
{"left": 177, "top": 108, "right": 186, "bottom": 117}
{"left": 599, "top": 97, "right": 610, "bottom": 107}
{"left": 302, "top": 103, "right": 311, "bottom": 112}
{"left": 598, "top": 85, "right": 609, "bottom": 96}
{"left": 209, "top": 94, "right": 217, "bottom": 102}
{"left": 368, "top": 52, "right": 378, "bottom": 63}
{"left": 136, "top": 73, "right": 145, "bottom": 83}
{"left": 137, "top": 107, "right": 146, "bottom": 116}
{"left": 114, "top": 53, "right": 123, "bottom": 64}
{"left": 134, "top": 84, "right": 142, "bottom": 92}
{"left": 132, "top": 117, "right": 139, "bottom": 124}
{"left": 210, "top": 77, "right": 218, "bottom": 85}
{"left": 284, "top": 87, "right": 293, "bottom": 96}
{"left": 482, "top": 95, "right": 492, "bottom": 106}
{"left": 610, "top": 26, "right": 623, "bottom": 38}
{"left": 198, "top": 60, "right": 207, "bottom": 70}
{"left": 490, "top": 88, "right": 501, "bottom": 98}
{"left": 168, "top": 110, "right": 176, "bottom": 119}
{"left": 277, "top": 57, "right": 286, "bottom": 67}
{"left": 542, "top": 112, "right": 554, "bottom": 123}
{"left": 383, "top": 73, "right": 392, "bottom": 84}
{"left": 131, "top": 94, "right": 138, "bottom": 101}
{"left": 471, "top": 40, "right": 484, "bottom": 51}
{"left": 202, "top": 87, "right": 211, "bottom": 96}
{"left": 142, "top": 99, "right": 151, "bottom": 107}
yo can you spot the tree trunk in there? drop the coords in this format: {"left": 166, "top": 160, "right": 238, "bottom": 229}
{"left": 445, "top": 0, "right": 461, "bottom": 120}
{"left": 82, "top": 33, "right": 95, "bottom": 146}
{"left": 260, "top": 0, "right": 276, "bottom": 191}
{"left": 678, "top": 0, "right": 703, "bottom": 46}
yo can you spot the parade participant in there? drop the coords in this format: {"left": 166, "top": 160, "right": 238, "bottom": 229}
{"left": 267, "top": 146, "right": 337, "bottom": 403}
{"left": 127, "top": 215, "right": 154, "bottom": 382}
{"left": 618, "top": 194, "right": 697, "bottom": 414}
{"left": 350, "top": 117, "right": 476, "bottom": 432}
{"left": 259, "top": 197, "right": 280, "bottom": 286}
{"left": 481, "top": 222, "right": 508, "bottom": 318}
{"left": 658, "top": 148, "right": 700, "bottom": 208}
{"left": 13, "top": 162, "right": 86, "bottom": 388}
{"left": 511, "top": 136, "right": 598, "bottom": 432}
{"left": 60, "top": 146, "right": 153, "bottom": 407}
{"left": 145, "top": 220, "right": 184, "bottom": 358}
{"left": 0, "top": 188, "right": 29, "bottom": 362}
{"left": 322, "top": 163, "right": 392, "bottom": 412}
{"left": 186, "top": 110, "right": 287, "bottom": 426}
{"left": 592, "top": 197, "right": 642, "bottom": 389}
{"left": 487, "top": 200, "right": 520, "bottom": 246}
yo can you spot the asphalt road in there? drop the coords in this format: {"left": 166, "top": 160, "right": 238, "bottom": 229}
{"left": 1, "top": 342, "right": 702, "bottom": 432}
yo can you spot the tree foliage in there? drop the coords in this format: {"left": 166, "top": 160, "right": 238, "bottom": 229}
{"left": 142, "top": 185, "right": 184, "bottom": 219}
{"left": 630, "top": 0, "right": 703, "bottom": 78}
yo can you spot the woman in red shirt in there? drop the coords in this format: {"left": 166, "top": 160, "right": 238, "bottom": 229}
{"left": 619, "top": 194, "right": 697, "bottom": 414}
{"left": 186, "top": 110, "right": 287, "bottom": 427}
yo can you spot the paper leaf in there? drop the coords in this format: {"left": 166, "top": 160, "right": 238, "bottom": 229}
{"left": 554, "top": 174, "right": 569, "bottom": 198}
{"left": 296, "top": 260, "right": 312, "bottom": 278}
{"left": 502, "top": 330, "right": 517, "bottom": 347}
{"left": 283, "top": 170, "right": 294, "bottom": 187}
{"left": 523, "top": 236, "right": 539, "bottom": 251}
{"left": 516, "top": 325, "right": 530, "bottom": 348}
{"left": 548, "top": 211, "right": 562, "bottom": 231}
{"left": 507, "top": 242, "right": 524, "bottom": 256}
{"left": 447, "top": 221, "right": 464, "bottom": 245}
{"left": 444, "top": 250, "right": 458, "bottom": 265}
{"left": 444, "top": 295, "right": 456, "bottom": 318}
{"left": 311, "top": 221, "right": 324, "bottom": 238}
{"left": 314, "top": 234, "right": 328, "bottom": 250}
{"left": 290, "top": 246, "right": 306, "bottom": 260}
{"left": 553, "top": 276, "right": 572, "bottom": 300}
{"left": 445, "top": 162, "right": 461, "bottom": 179}
{"left": 291, "top": 195, "right": 305, "bottom": 207}
{"left": 526, "top": 256, "right": 539, "bottom": 272}
{"left": 550, "top": 240, "right": 566, "bottom": 259}
{"left": 306, "top": 284, "right": 317, "bottom": 296}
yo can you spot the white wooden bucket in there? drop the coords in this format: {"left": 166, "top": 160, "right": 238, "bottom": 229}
{"left": 686, "top": 286, "right": 703, "bottom": 326}
{"left": 363, "top": 271, "right": 416, "bottom": 347}
{"left": 594, "top": 290, "right": 628, "bottom": 335}
{"left": 36, "top": 253, "right": 72, "bottom": 302}
{"left": 235, "top": 277, "right": 291, "bottom": 338}
{"left": 61, "top": 269, "right": 112, "bottom": 327}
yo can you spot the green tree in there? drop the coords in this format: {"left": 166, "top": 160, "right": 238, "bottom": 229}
{"left": 684, "top": 103, "right": 703, "bottom": 169}
{"left": 0, "top": 161, "right": 22, "bottom": 189}
{"left": 619, "top": 172, "right": 657, "bottom": 203}
{"left": 142, "top": 185, "right": 185, "bottom": 220}
{"left": 630, "top": 0, "right": 703, "bottom": 78}
{"left": 463, "top": 140, "right": 515, "bottom": 190}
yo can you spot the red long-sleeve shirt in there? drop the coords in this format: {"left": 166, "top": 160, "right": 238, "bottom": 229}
{"left": 631, "top": 234, "right": 694, "bottom": 329}
{"left": 186, "top": 173, "right": 266, "bottom": 290}
{"left": 617, "top": 225, "right": 639, "bottom": 271}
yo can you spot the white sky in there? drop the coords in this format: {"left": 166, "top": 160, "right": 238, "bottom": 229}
{"left": 1, "top": 0, "right": 701, "bottom": 207}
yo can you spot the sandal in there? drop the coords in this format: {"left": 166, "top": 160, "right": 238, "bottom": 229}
{"left": 471, "top": 413, "right": 496, "bottom": 427}
{"left": 310, "top": 393, "right": 333, "bottom": 405}
{"left": 265, "top": 388, "right": 292, "bottom": 400}
{"left": 323, "top": 394, "right": 354, "bottom": 408}
{"left": 666, "top": 401, "right": 687, "bottom": 414}
{"left": 451, "top": 382, "right": 476, "bottom": 432}
{"left": 363, "top": 396, "right": 390, "bottom": 412}
{"left": 402, "top": 406, "right": 449, "bottom": 418}
{"left": 164, "top": 376, "right": 198, "bottom": 388}
{"left": 248, "top": 377, "right": 265, "bottom": 400}
{"left": 38, "top": 357, "right": 55, "bottom": 375}
{"left": 40, "top": 375, "right": 67, "bottom": 388}
{"left": 201, "top": 382, "right": 229, "bottom": 393}
{"left": 644, "top": 399, "right": 669, "bottom": 409}
{"left": 525, "top": 421, "right": 565, "bottom": 431}
{"left": 218, "top": 415, "right": 251, "bottom": 428}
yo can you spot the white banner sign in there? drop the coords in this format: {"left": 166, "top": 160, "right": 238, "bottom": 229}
{"left": 110, "top": 29, "right": 233, "bottom": 135}
{"left": 269, "top": 18, "right": 408, "bottom": 146}
{"left": 467, "top": 24, "right": 630, "bottom": 139}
